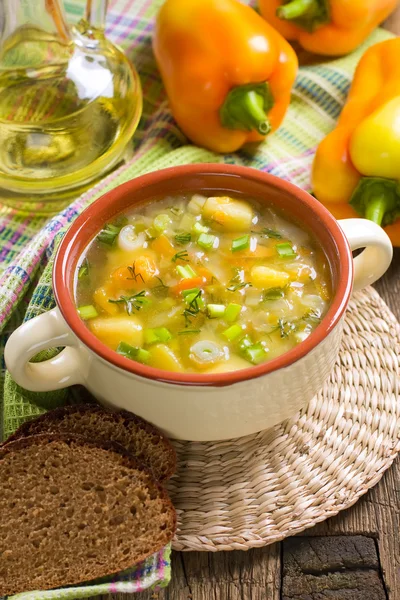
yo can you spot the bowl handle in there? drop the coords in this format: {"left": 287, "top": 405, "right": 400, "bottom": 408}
{"left": 338, "top": 219, "right": 393, "bottom": 292}
{"left": 4, "top": 308, "right": 84, "bottom": 392}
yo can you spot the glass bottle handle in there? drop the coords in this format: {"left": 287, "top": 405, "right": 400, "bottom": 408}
{"left": 85, "top": 0, "right": 109, "bottom": 31}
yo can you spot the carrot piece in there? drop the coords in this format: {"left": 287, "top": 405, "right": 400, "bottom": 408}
{"left": 240, "top": 245, "right": 274, "bottom": 258}
{"left": 171, "top": 276, "right": 206, "bottom": 295}
{"left": 197, "top": 266, "right": 214, "bottom": 283}
{"left": 135, "top": 256, "right": 159, "bottom": 281}
{"left": 111, "top": 256, "right": 159, "bottom": 291}
{"left": 151, "top": 234, "right": 175, "bottom": 258}
{"left": 111, "top": 266, "right": 136, "bottom": 290}
{"left": 226, "top": 245, "right": 274, "bottom": 265}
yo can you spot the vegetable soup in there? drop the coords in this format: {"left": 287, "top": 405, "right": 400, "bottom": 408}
{"left": 75, "top": 194, "right": 332, "bottom": 373}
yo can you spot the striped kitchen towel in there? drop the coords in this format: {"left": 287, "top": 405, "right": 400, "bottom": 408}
{"left": 2, "top": 547, "right": 171, "bottom": 599}
{"left": 0, "top": 0, "right": 393, "bottom": 597}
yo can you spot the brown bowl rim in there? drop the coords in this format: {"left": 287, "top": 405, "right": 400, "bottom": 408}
{"left": 53, "top": 164, "right": 353, "bottom": 387}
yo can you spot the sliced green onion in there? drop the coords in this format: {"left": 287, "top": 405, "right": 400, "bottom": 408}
{"left": 134, "top": 349, "right": 151, "bottom": 364}
{"left": 224, "top": 303, "right": 241, "bottom": 323}
{"left": 78, "top": 305, "right": 98, "bottom": 320}
{"left": 144, "top": 327, "right": 172, "bottom": 345}
{"left": 197, "top": 233, "right": 217, "bottom": 250}
{"left": 176, "top": 264, "right": 197, "bottom": 279}
{"left": 97, "top": 223, "right": 121, "bottom": 246}
{"left": 231, "top": 234, "right": 250, "bottom": 253}
{"left": 153, "top": 213, "right": 171, "bottom": 233}
{"left": 175, "top": 232, "right": 192, "bottom": 245}
{"left": 244, "top": 343, "right": 268, "bottom": 365}
{"left": 222, "top": 324, "right": 243, "bottom": 342}
{"left": 263, "top": 287, "right": 285, "bottom": 301}
{"left": 193, "top": 221, "right": 209, "bottom": 235}
{"left": 78, "top": 259, "right": 89, "bottom": 279}
{"left": 182, "top": 287, "right": 200, "bottom": 298}
{"left": 207, "top": 304, "right": 226, "bottom": 318}
{"left": 116, "top": 342, "right": 150, "bottom": 364}
{"left": 239, "top": 335, "right": 253, "bottom": 351}
{"left": 190, "top": 340, "right": 223, "bottom": 365}
{"left": 276, "top": 242, "right": 296, "bottom": 258}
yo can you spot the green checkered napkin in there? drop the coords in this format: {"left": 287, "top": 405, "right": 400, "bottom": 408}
{"left": 0, "top": 0, "right": 393, "bottom": 596}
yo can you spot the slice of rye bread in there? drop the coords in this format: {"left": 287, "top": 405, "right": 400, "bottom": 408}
{"left": 0, "top": 433, "right": 176, "bottom": 597}
{"left": 4, "top": 404, "right": 176, "bottom": 481}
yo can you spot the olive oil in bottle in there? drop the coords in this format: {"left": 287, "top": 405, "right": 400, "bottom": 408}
{"left": 0, "top": 3, "right": 142, "bottom": 214}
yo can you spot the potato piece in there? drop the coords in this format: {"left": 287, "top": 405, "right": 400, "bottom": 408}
{"left": 202, "top": 196, "right": 253, "bottom": 231}
{"left": 188, "top": 194, "right": 207, "bottom": 215}
{"left": 205, "top": 355, "right": 251, "bottom": 373}
{"left": 89, "top": 316, "right": 143, "bottom": 350}
{"left": 250, "top": 266, "right": 290, "bottom": 289}
{"left": 157, "top": 297, "right": 177, "bottom": 311}
{"left": 150, "top": 344, "right": 184, "bottom": 372}
{"left": 93, "top": 286, "right": 119, "bottom": 316}
{"left": 179, "top": 212, "right": 196, "bottom": 230}
{"left": 284, "top": 263, "right": 315, "bottom": 283}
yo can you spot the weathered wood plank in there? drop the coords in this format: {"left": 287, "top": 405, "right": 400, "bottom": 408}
{"left": 282, "top": 536, "right": 387, "bottom": 600}
{"left": 301, "top": 249, "right": 400, "bottom": 600}
{"left": 113, "top": 544, "right": 281, "bottom": 600}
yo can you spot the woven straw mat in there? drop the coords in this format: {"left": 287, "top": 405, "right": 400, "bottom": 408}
{"left": 167, "top": 286, "right": 400, "bottom": 551}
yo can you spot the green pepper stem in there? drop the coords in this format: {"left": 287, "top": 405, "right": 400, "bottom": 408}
{"left": 242, "top": 91, "right": 270, "bottom": 134}
{"left": 220, "top": 84, "right": 273, "bottom": 135}
{"left": 364, "top": 195, "right": 389, "bottom": 226}
{"left": 350, "top": 177, "right": 399, "bottom": 227}
{"left": 277, "top": 0, "right": 316, "bottom": 20}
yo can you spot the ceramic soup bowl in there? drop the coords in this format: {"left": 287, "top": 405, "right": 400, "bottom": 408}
{"left": 5, "top": 165, "right": 393, "bottom": 441}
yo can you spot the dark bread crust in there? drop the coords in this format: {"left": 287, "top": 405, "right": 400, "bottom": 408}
{"left": 3, "top": 403, "right": 176, "bottom": 481}
{"left": 0, "top": 433, "right": 176, "bottom": 596}
{"left": 2, "top": 432, "right": 139, "bottom": 465}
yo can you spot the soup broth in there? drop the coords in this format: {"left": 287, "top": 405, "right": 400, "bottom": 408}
{"left": 75, "top": 194, "right": 331, "bottom": 374}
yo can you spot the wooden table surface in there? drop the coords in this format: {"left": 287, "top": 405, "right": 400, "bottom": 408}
{"left": 110, "top": 12, "right": 400, "bottom": 600}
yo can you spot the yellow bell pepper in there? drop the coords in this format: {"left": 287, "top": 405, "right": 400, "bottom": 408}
{"left": 350, "top": 98, "right": 400, "bottom": 181}
{"left": 312, "top": 38, "right": 400, "bottom": 246}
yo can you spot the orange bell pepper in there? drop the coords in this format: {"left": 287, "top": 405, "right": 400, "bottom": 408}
{"left": 258, "top": 0, "right": 397, "bottom": 56}
{"left": 312, "top": 38, "right": 400, "bottom": 246}
{"left": 152, "top": 0, "right": 298, "bottom": 153}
